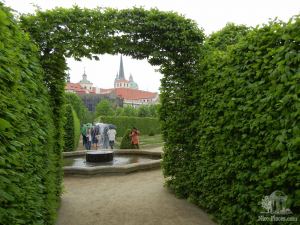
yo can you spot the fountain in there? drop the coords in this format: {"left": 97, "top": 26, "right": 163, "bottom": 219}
{"left": 63, "top": 150, "right": 162, "bottom": 175}
{"left": 86, "top": 150, "right": 114, "bottom": 163}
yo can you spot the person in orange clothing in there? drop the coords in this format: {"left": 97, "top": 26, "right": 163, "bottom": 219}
{"left": 129, "top": 127, "right": 140, "bottom": 149}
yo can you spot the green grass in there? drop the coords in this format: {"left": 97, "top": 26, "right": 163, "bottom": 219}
{"left": 115, "top": 134, "right": 163, "bottom": 149}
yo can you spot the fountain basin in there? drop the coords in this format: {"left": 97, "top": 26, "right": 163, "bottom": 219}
{"left": 63, "top": 150, "right": 162, "bottom": 175}
{"left": 86, "top": 150, "right": 113, "bottom": 163}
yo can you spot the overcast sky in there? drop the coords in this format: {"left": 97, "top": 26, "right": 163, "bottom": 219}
{"left": 4, "top": 0, "right": 300, "bottom": 92}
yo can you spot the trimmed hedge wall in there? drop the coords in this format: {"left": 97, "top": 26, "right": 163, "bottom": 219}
{"left": 65, "top": 92, "right": 88, "bottom": 123}
{"left": 99, "top": 116, "right": 161, "bottom": 137}
{"left": 0, "top": 4, "right": 60, "bottom": 225}
{"left": 162, "top": 18, "right": 300, "bottom": 224}
{"left": 64, "top": 105, "right": 80, "bottom": 152}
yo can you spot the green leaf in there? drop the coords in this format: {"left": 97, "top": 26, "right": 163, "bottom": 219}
{"left": 0, "top": 118, "right": 11, "bottom": 131}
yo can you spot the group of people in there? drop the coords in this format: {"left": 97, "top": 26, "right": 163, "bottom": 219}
{"left": 81, "top": 123, "right": 117, "bottom": 150}
{"left": 81, "top": 124, "right": 140, "bottom": 150}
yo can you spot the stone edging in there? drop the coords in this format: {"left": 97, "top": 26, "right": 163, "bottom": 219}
{"left": 63, "top": 149, "right": 162, "bottom": 175}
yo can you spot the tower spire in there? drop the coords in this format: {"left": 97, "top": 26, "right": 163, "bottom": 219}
{"left": 82, "top": 67, "right": 89, "bottom": 82}
{"left": 129, "top": 73, "right": 133, "bottom": 81}
{"left": 66, "top": 70, "right": 70, "bottom": 83}
{"left": 118, "top": 55, "right": 125, "bottom": 80}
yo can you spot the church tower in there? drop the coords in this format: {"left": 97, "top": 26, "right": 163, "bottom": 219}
{"left": 66, "top": 71, "right": 70, "bottom": 83}
{"left": 114, "top": 55, "right": 139, "bottom": 89}
{"left": 79, "top": 67, "right": 93, "bottom": 90}
{"left": 114, "top": 55, "right": 129, "bottom": 88}
{"left": 118, "top": 55, "right": 125, "bottom": 80}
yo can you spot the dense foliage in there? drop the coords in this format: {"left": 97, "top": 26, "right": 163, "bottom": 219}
{"left": 99, "top": 116, "right": 161, "bottom": 137}
{"left": 115, "top": 105, "right": 159, "bottom": 117}
{"left": 0, "top": 4, "right": 60, "bottom": 225}
{"left": 65, "top": 92, "right": 88, "bottom": 123}
{"left": 96, "top": 100, "right": 159, "bottom": 118}
{"left": 63, "top": 105, "right": 80, "bottom": 152}
{"left": 95, "top": 99, "right": 115, "bottom": 117}
{"left": 162, "top": 19, "right": 300, "bottom": 224}
{"left": 120, "top": 129, "right": 133, "bottom": 149}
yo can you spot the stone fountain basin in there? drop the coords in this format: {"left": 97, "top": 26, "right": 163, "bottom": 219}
{"left": 63, "top": 150, "right": 162, "bottom": 175}
{"left": 86, "top": 150, "right": 114, "bottom": 163}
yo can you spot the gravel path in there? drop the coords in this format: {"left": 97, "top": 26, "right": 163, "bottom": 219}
{"left": 56, "top": 169, "right": 216, "bottom": 225}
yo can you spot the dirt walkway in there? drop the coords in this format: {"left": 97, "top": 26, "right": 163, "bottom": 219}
{"left": 56, "top": 169, "right": 216, "bottom": 225}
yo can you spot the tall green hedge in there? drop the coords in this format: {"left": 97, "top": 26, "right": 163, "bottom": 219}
{"left": 64, "top": 104, "right": 80, "bottom": 152}
{"left": 99, "top": 116, "right": 161, "bottom": 137}
{"left": 163, "top": 18, "right": 300, "bottom": 224}
{"left": 0, "top": 4, "right": 60, "bottom": 225}
{"left": 65, "top": 92, "right": 88, "bottom": 123}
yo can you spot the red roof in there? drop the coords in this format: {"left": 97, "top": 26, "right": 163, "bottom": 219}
{"left": 114, "top": 88, "right": 157, "bottom": 100}
{"left": 65, "top": 83, "right": 95, "bottom": 94}
{"left": 99, "top": 88, "right": 114, "bottom": 94}
{"left": 66, "top": 84, "right": 157, "bottom": 100}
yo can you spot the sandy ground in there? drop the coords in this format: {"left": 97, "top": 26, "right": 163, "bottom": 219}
{"left": 56, "top": 169, "right": 216, "bottom": 225}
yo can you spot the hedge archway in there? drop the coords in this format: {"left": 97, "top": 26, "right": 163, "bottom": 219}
{"left": 20, "top": 4, "right": 205, "bottom": 209}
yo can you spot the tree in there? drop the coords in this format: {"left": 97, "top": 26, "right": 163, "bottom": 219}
{"left": 115, "top": 107, "right": 124, "bottom": 116}
{"left": 65, "top": 92, "right": 88, "bottom": 123}
{"left": 121, "top": 105, "right": 137, "bottom": 117}
{"left": 137, "top": 105, "right": 151, "bottom": 117}
{"left": 206, "top": 23, "right": 249, "bottom": 51}
{"left": 96, "top": 99, "right": 114, "bottom": 117}
{"left": 85, "top": 111, "right": 96, "bottom": 124}
{"left": 148, "top": 104, "right": 160, "bottom": 117}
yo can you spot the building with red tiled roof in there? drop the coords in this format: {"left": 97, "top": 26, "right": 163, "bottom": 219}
{"left": 99, "top": 88, "right": 158, "bottom": 107}
{"left": 65, "top": 55, "right": 159, "bottom": 108}
{"left": 65, "top": 68, "right": 100, "bottom": 94}
{"left": 109, "top": 55, "right": 158, "bottom": 107}
{"left": 65, "top": 82, "right": 97, "bottom": 94}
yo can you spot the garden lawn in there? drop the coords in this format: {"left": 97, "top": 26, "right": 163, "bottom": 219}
{"left": 115, "top": 134, "right": 163, "bottom": 149}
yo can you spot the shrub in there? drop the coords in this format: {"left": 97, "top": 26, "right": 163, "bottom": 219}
{"left": 120, "top": 129, "right": 132, "bottom": 149}
{"left": 99, "top": 116, "right": 161, "bottom": 137}
{"left": 0, "top": 4, "right": 59, "bottom": 225}
{"left": 64, "top": 104, "right": 80, "bottom": 152}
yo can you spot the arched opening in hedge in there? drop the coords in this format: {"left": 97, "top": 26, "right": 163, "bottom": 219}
{"left": 20, "top": 4, "right": 205, "bottom": 195}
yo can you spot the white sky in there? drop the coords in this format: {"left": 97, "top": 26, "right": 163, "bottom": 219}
{"left": 4, "top": 0, "right": 300, "bottom": 92}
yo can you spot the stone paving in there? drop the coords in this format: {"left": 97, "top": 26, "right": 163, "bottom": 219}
{"left": 56, "top": 147, "right": 216, "bottom": 225}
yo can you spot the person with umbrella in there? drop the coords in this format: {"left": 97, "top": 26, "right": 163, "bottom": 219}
{"left": 81, "top": 124, "right": 87, "bottom": 149}
{"left": 107, "top": 124, "right": 117, "bottom": 149}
